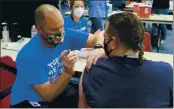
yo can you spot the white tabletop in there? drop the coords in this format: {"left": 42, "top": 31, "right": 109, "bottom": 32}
{"left": 1, "top": 49, "right": 18, "bottom": 61}
{"left": 1, "top": 38, "right": 31, "bottom": 61}
{"left": 136, "top": 14, "right": 173, "bottom": 24}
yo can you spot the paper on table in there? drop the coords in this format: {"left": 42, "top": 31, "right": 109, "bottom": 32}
{"left": 73, "top": 48, "right": 92, "bottom": 72}
{"left": 68, "top": 50, "right": 89, "bottom": 59}
{"left": 2, "top": 38, "right": 30, "bottom": 51}
{"left": 68, "top": 50, "right": 86, "bottom": 72}
{"left": 2, "top": 43, "right": 16, "bottom": 50}
{"left": 74, "top": 58, "right": 86, "bottom": 72}
{"left": 78, "top": 48, "right": 93, "bottom": 59}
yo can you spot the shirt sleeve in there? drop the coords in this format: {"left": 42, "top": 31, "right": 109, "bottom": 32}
{"left": 65, "top": 28, "right": 89, "bottom": 50}
{"left": 165, "top": 63, "right": 173, "bottom": 107}
{"left": 16, "top": 56, "right": 48, "bottom": 85}
{"left": 160, "top": 62, "right": 173, "bottom": 107}
{"left": 82, "top": 57, "right": 105, "bottom": 107}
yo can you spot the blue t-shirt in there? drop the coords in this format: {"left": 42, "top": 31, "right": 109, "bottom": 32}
{"left": 10, "top": 29, "right": 88, "bottom": 105}
{"left": 88, "top": 0, "right": 108, "bottom": 18}
{"left": 64, "top": 15, "right": 88, "bottom": 33}
{"left": 83, "top": 57, "right": 173, "bottom": 108}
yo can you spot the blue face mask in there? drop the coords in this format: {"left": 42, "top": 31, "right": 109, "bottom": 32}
{"left": 103, "top": 39, "right": 112, "bottom": 56}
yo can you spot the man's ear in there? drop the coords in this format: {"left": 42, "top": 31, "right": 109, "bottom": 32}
{"left": 111, "top": 37, "right": 118, "bottom": 50}
{"left": 35, "top": 25, "right": 41, "bottom": 32}
{"left": 36, "top": 25, "right": 44, "bottom": 36}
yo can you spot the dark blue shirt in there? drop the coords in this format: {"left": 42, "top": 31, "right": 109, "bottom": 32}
{"left": 83, "top": 56, "right": 173, "bottom": 108}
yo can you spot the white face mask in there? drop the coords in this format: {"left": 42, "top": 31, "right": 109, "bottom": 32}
{"left": 73, "top": 7, "right": 84, "bottom": 18}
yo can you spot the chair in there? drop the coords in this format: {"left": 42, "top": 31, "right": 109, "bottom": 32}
{"left": 0, "top": 56, "right": 17, "bottom": 108}
{"left": 143, "top": 32, "right": 152, "bottom": 52}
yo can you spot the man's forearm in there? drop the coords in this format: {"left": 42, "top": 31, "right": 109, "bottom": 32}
{"left": 85, "top": 32, "right": 104, "bottom": 48}
{"left": 87, "top": 33, "right": 105, "bottom": 57}
{"left": 40, "top": 72, "right": 72, "bottom": 102}
{"left": 94, "top": 34, "right": 104, "bottom": 46}
{"left": 94, "top": 33, "right": 105, "bottom": 56}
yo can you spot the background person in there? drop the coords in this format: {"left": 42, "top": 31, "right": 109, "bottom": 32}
{"left": 88, "top": 0, "right": 108, "bottom": 34}
{"left": 152, "top": 0, "right": 170, "bottom": 44}
{"left": 64, "top": 0, "right": 88, "bottom": 33}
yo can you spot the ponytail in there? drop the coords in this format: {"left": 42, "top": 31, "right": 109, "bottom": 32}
{"left": 137, "top": 43, "right": 145, "bottom": 64}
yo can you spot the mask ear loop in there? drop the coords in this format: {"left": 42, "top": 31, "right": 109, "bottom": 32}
{"left": 105, "top": 38, "right": 112, "bottom": 45}
{"left": 104, "top": 38, "right": 113, "bottom": 56}
{"left": 39, "top": 26, "right": 51, "bottom": 44}
{"left": 40, "top": 33, "right": 51, "bottom": 45}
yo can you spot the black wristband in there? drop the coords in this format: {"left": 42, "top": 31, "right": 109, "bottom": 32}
{"left": 94, "top": 44, "right": 104, "bottom": 49}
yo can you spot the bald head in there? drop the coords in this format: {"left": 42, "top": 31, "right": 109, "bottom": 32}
{"left": 35, "top": 4, "right": 64, "bottom": 43}
{"left": 35, "top": 4, "right": 62, "bottom": 26}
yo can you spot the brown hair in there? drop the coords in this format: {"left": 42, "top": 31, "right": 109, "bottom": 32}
{"left": 70, "top": 0, "right": 85, "bottom": 10}
{"left": 108, "top": 13, "right": 145, "bottom": 64}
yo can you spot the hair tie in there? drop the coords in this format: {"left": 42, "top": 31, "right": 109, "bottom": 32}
{"left": 137, "top": 42, "right": 141, "bottom": 47}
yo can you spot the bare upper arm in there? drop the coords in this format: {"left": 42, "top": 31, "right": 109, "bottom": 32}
{"left": 85, "top": 33, "right": 104, "bottom": 48}
{"left": 85, "top": 33, "right": 96, "bottom": 48}
{"left": 78, "top": 72, "right": 86, "bottom": 108}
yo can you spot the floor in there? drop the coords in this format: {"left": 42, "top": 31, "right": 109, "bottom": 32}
{"left": 152, "top": 29, "right": 173, "bottom": 54}
{"left": 60, "top": 6, "right": 173, "bottom": 55}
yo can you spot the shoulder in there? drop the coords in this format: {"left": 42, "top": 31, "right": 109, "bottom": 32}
{"left": 16, "top": 52, "right": 38, "bottom": 66}
{"left": 83, "top": 57, "right": 109, "bottom": 81}
{"left": 86, "top": 57, "right": 113, "bottom": 74}
{"left": 80, "top": 17, "right": 88, "bottom": 23}
{"left": 95, "top": 57, "right": 106, "bottom": 65}
{"left": 64, "top": 15, "right": 71, "bottom": 21}
{"left": 157, "top": 61, "right": 172, "bottom": 73}
{"left": 82, "top": 57, "right": 110, "bottom": 92}
{"left": 65, "top": 28, "right": 89, "bottom": 37}
{"left": 64, "top": 15, "right": 72, "bottom": 25}
{"left": 80, "top": 17, "right": 88, "bottom": 26}
{"left": 145, "top": 60, "right": 172, "bottom": 71}
{"left": 94, "top": 57, "right": 113, "bottom": 68}
{"left": 17, "top": 46, "right": 34, "bottom": 60}
{"left": 144, "top": 60, "right": 173, "bottom": 77}
{"left": 16, "top": 35, "right": 41, "bottom": 63}
{"left": 144, "top": 60, "right": 173, "bottom": 91}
